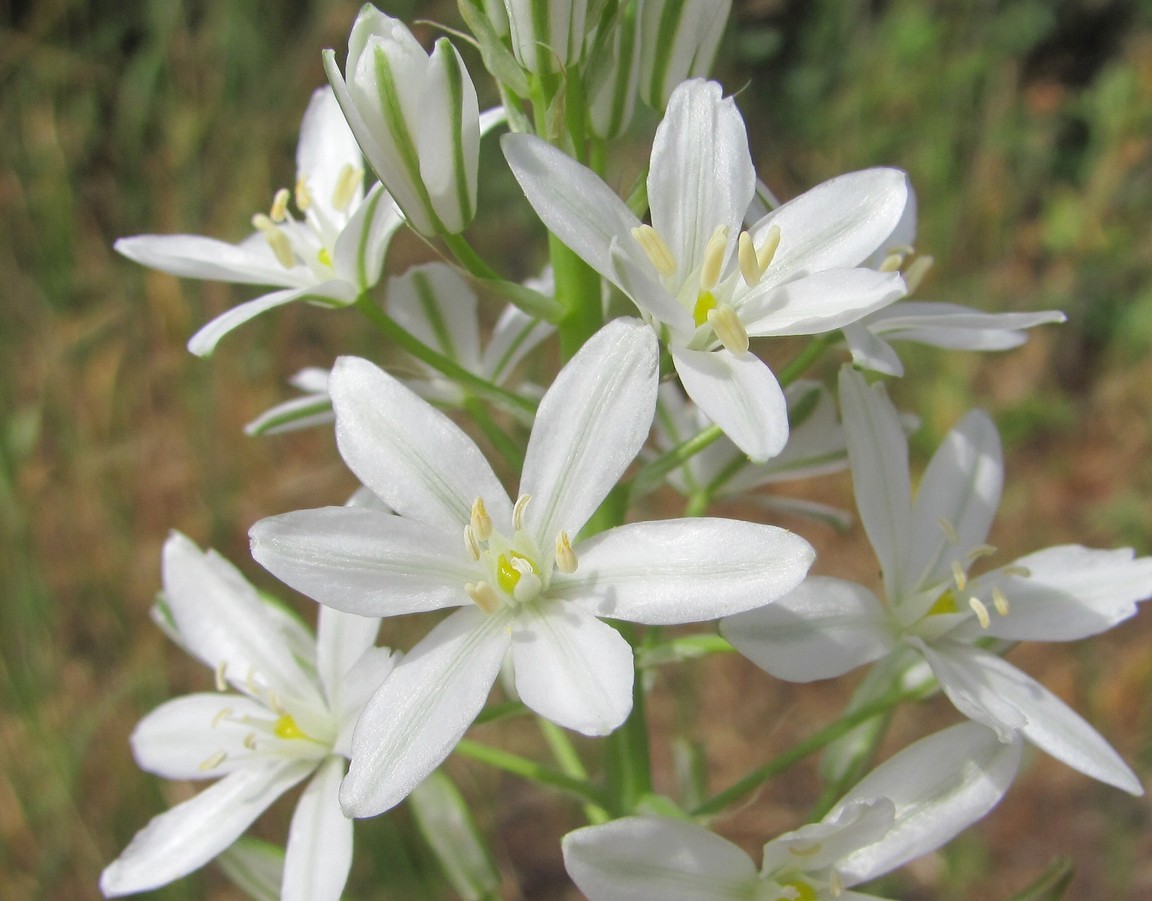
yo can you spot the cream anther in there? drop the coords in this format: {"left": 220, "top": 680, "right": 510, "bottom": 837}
{"left": 1002, "top": 565, "right": 1032, "bottom": 578}
{"left": 992, "top": 586, "right": 1010, "bottom": 616}
{"left": 738, "top": 231, "right": 762, "bottom": 286}
{"left": 466, "top": 581, "right": 502, "bottom": 614}
{"left": 938, "top": 517, "right": 960, "bottom": 544}
{"left": 878, "top": 252, "right": 905, "bottom": 273}
{"left": 903, "top": 254, "right": 934, "bottom": 294}
{"left": 331, "top": 163, "right": 363, "bottom": 213}
{"left": 967, "top": 544, "right": 997, "bottom": 561}
{"left": 555, "top": 531, "right": 578, "bottom": 573}
{"left": 270, "top": 188, "right": 291, "bottom": 223}
{"left": 756, "top": 224, "right": 781, "bottom": 274}
{"left": 700, "top": 226, "right": 729, "bottom": 290}
{"left": 968, "top": 596, "right": 991, "bottom": 629}
{"left": 198, "top": 750, "right": 227, "bottom": 771}
{"left": 294, "top": 177, "right": 312, "bottom": 211}
{"left": 632, "top": 225, "right": 677, "bottom": 277}
{"left": 214, "top": 661, "right": 228, "bottom": 692}
{"left": 464, "top": 525, "right": 481, "bottom": 561}
{"left": 211, "top": 707, "right": 233, "bottom": 728}
{"left": 787, "top": 841, "right": 824, "bottom": 858}
{"left": 243, "top": 732, "right": 258, "bottom": 750}
{"left": 513, "top": 494, "right": 532, "bottom": 532}
{"left": 470, "top": 497, "right": 493, "bottom": 541}
{"left": 951, "top": 560, "right": 968, "bottom": 591}
{"left": 252, "top": 214, "right": 296, "bottom": 269}
{"left": 707, "top": 305, "right": 749, "bottom": 354}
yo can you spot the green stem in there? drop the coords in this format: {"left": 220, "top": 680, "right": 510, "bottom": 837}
{"left": 354, "top": 295, "right": 536, "bottom": 417}
{"left": 684, "top": 490, "right": 709, "bottom": 517}
{"left": 455, "top": 739, "right": 610, "bottom": 809}
{"left": 550, "top": 232, "right": 604, "bottom": 359}
{"left": 463, "top": 396, "right": 524, "bottom": 471}
{"left": 629, "top": 425, "right": 724, "bottom": 497}
{"left": 539, "top": 719, "right": 610, "bottom": 824}
{"left": 776, "top": 332, "right": 840, "bottom": 388}
{"left": 691, "top": 689, "right": 923, "bottom": 818}
{"left": 442, "top": 232, "right": 501, "bottom": 281}
{"left": 604, "top": 622, "right": 653, "bottom": 816}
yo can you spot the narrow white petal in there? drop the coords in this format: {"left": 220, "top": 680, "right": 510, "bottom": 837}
{"left": 333, "top": 647, "right": 399, "bottom": 757}
{"left": 556, "top": 518, "right": 813, "bottom": 625}
{"left": 329, "top": 355, "right": 512, "bottom": 530}
{"left": 866, "top": 302, "right": 1067, "bottom": 347}
{"left": 162, "top": 533, "right": 323, "bottom": 710}
{"left": 648, "top": 80, "right": 754, "bottom": 277}
{"left": 296, "top": 87, "right": 364, "bottom": 224}
{"left": 839, "top": 367, "right": 913, "bottom": 602}
{"left": 972, "top": 545, "right": 1152, "bottom": 641}
{"left": 740, "top": 268, "right": 906, "bottom": 337}
{"left": 749, "top": 168, "right": 910, "bottom": 282}
{"left": 924, "top": 642, "right": 1142, "bottom": 795}
{"left": 521, "top": 319, "right": 657, "bottom": 544}
{"left": 283, "top": 756, "right": 353, "bottom": 901}
{"left": 417, "top": 40, "right": 480, "bottom": 233}
{"left": 672, "top": 346, "right": 789, "bottom": 462}
{"left": 908, "top": 409, "right": 1002, "bottom": 592}
{"left": 482, "top": 303, "right": 555, "bottom": 385}
{"left": 341, "top": 608, "right": 512, "bottom": 816}
{"left": 502, "top": 133, "right": 641, "bottom": 285}
{"left": 833, "top": 722, "right": 1022, "bottom": 885}
{"left": 100, "top": 761, "right": 313, "bottom": 897}
{"left": 114, "top": 234, "right": 307, "bottom": 287}
{"left": 511, "top": 604, "right": 634, "bottom": 735}
{"left": 331, "top": 183, "right": 404, "bottom": 290}
{"left": 842, "top": 321, "right": 905, "bottom": 376}
{"left": 563, "top": 816, "right": 757, "bottom": 901}
{"left": 250, "top": 507, "right": 478, "bottom": 617}
{"left": 911, "top": 638, "right": 1027, "bottom": 740}
{"left": 388, "top": 263, "right": 481, "bottom": 373}
{"left": 761, "top": 799, "right": 895, "bottom": 875}
{"left": 316, "top": 606, "right": 381, "bottom": 710}
{"left": 720, "top": 576, "right": 896, "bottom": 682}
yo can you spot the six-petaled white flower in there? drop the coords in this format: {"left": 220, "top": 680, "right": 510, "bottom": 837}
{"left": 101, "top": 533, "right": 396, "bottom": 899}
{"left": 250, "top": 318, "right": 815, "bottom": 816}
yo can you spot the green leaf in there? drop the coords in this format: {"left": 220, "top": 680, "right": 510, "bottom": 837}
{"left": 409, "top": 771, "right": 501, "bottom": 901}
{"left": 216, "top": 837, "right": 285, "bottom": 901}
{"left": 1004, "top": 857, "right": 1075, "bottom": 901}
{"left": 458, "top": 0, "right": 531, "bottom": 97}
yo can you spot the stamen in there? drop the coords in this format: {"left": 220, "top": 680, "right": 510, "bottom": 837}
{"left": 738, "top": 231, "right": 761, "bottom": 286}
{"left": 938, "top": 517, "right": 960, "bottom": 544}
{"left": 968, "top": 596, "right": 991, "bottom": 629}
{"left": 269, "top": 187, "right": 291, "bottom": 223}
{"left": 251, "top": 214, "right": 296, "bottom": 269}
{"left": 198, "top": 750, "right": 227, "bottom": 771}
{"left": 513, "top": 494, "right": 532, "bottom": 532}
{"left": 699, "top": 225, "right": 729, "bottom": 290}
{"left": 555, "top": 531, "right": 578, "bottom": 574}
{"left": 1001, "top": 565, "right": 1032, "bottom": 578}
{"left": 707, "top": 306, "right": 749, "bottom": 354}
{"left": 243, "top": 732, "right": 257, "bottom": 750}
{"left": 214, "top": 661, "right": 228, "bottom": 692}
{"left": 787, "top": 841, "right": 824, "bottom": 858}
{"left": 967, "top": 544, "right": 997, "bottom": 561}
{"left": 950, "top": 560, "right": 968, "bottom": 591}
{"left": 631, "top": 225, "right": 677, "bottom": 277}
{"left": 211, "top": 707, "right": 233, "bottom": 728}
{"left": 470, "top": 497, "right": 493, "bottom": 541}
{"left": 466, "top": 581, "right": 502, "bottom": 614}
{"left": 829, "top": 870, "right": 844, "bottom": 897}
{"left": 331, "top": 163, "right": 363, "bottom": 213}
{"left": 878, "top": 251, "right": 905, "bottom": 272}
{"left": 756, "top": 223, "right": 781, "bottom": 274}
{"left": 992, "top": 586, "right": 1010, "bottom": 616}
{"left": 294, "top": 177, "right": 312, "bottom": 211}
{"left": 903, "top": 254, "right": 934, "bottom": 294}
{"left": 464, "top": 525, "right": 481, "bottom": 561}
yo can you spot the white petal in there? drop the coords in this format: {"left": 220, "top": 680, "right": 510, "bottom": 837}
{"left": 740, "top": 268, "right": 906, "bottom": 337}
{"left": 922, "top": 641, "right": 1143, "bottom": 795}
{"left": 720, "top": 577, "right": 896, "bottom": 682}
{"left": 502, "top": 132, "right": 641, "bottom": 285}
{"left": 972, "top": 545, "right": 1152, "bottom": 641}
{"left": 188, "top": 283, "right": 352, "bottom": 358}
{"left": 331, "top": 183, "right": 404, "bottom": 290}
{"left": 130, "top": 693, "right": 274, "bottom": 780}
{"left": 910, "top": 638, "right": 1027, "bottom": 740}
{"left": 521, "top": 319, "right": 657, "bottom": 544}
{"left": 100, "top": 760, "right": 313, "bottom": 897}
{"left": 511, "top": 603, "right": 634, "bottom": 735}
{"left": 482, "top": 303, "right": 555, "bottom": 385}
{"left": 341, "top": 608, "right": 512, "bottom": 816}
{"left": 162, "top": 533, "right": 323, "bottom": 711}
{"left": 250, "top": 506, "right": 478, "bottom": 617}
{"left": 283, "top": 756, "right": 353, "bottom": 901}
{"left": 839, "top": 367, "right": 913, "bottom": 602}
{"left": 867, "top": 302, "right": 1066, "bottom": 348}
{"left": 114, "top": 233, "right": 308, "bottom": 287}
{"left": 333, "top": 647, "right": 399, "bottom": 757}
{"left": 417, "top": 39, "right": 480, "bottom": 233}
{"left": 316, "top": 606, "right": 381, "bottom": 710}
{"left": 761, "top": 799, "right": 895, "bottom": 875}
{"left": 833, "top": 722, "right": 1022, "bottom": 885}
{"left": 296, "top": 87, "right": 364, "bottom": 223}
{"left": 750, "top": 168, "right": 910, "bottom": 282}
{"left": 648, "top": 80, "right": 754, "bottom": 277}
{"left": 556, "top": 518, "right": 813, "bottom": 625}
{"left": 329, "top": 355, "right": 512, "bottom": 530}
{"left": 907, "top": 409, "right": 1002, "bottom": 594}
{"left": 841, "top": 321, "right": 905, "bottom": 377}
{"left": 388, "top": 263, "right": 481, "bottom": 372}
{"left": 672, "top": 346, "right": 789, "bottom": 462}
{"left": 563, "top": 816, "right": 757, "bottom": 901}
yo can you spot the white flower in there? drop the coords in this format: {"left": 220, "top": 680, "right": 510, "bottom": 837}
{"left": 563, "top": 721, "right": 1022, "bottom": 900}
{"left": 100, "top": 533, "right": 396, "bottom": 899}
{"left": 638, "top": 0, "right": 732, "bottom": 110}
{"left": 115, "top": 88, "right": 403, "bottom": 357}
{"left": 504, "top": 0, "right": 592, "bottom": 74}
{"left": 250, "top": 318, "right": 814, "bottom": 816}
{"left": 503, "top": 78, "right": 908, "bottom": 461}
{"left": 721, "top": 366, "right": 1152, "bottom": 795}
{"left": 324, "top": 5, "right": 480, "bottom": 236}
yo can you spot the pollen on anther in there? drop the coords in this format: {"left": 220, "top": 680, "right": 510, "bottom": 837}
{"left": 243, "top": 732, "right": 258, "bottom": 750}
{"left": 756, "top": 224, "right": 781, "bottom": 274}
{"left": 211, "top": 707, "right": 233, "bottom": 728}
{"left": 938, "top": 517, "right": 960, "bottom": 544}
{"left": 555, "top": 531, "right": 578, "bottom": 574}
{"left": 513, "top": 494, "right": 532, "bottom": 532}
{"left": 295, "top": 177, "right": 313, "bottom": 211}
{"left": 904, "top": 255, "right": 934, "bottom": 294}
{"left": 879, "top": 251, "right": 905, "bottom": 273}
{"left": 707, "top": 306, "right": 749, "bottom": 355}
{"left": 198, "top": 750, "right": 228, "bottom": 771}
{"left": 464, "top": 525, "right": 481, "bottom": 561}
{"left": 470, "top": 497, "right": 493, "bottom": 540}
{"left": 270, "top": 188, "right": 291, "bottom": 223}
{"left": 992, "top": 587, "right": 1010, "bottom": 616}
{"left": 967, "top": 544, "right": 997, "bottom": 561}
{"left": 466, "top": 581, "right": 502, "bottom": 614}
{"left": 331, "top": 163, "right": 363, "bottom": 213}
{"left": 631, "top": 225, "right": 677, "bottom": 277}
{"left": 700, "top": 225, "right": 729, "bottom": 290}
{"left": 968, "top": 596, "right": 991, "bottom": 629}
{"left": 214, "top": 661, "right": 228, "bottom": 692}
{"left": 251, "top": 214, "right": 295, "bottom": 269}
{"left": 951, "top": 560, "right": 968, "bottom": 591}
{"left": 738, "top": 231, "right": 761, "bottom": 286}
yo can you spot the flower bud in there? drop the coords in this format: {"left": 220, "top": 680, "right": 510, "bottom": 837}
{"left": 504, "top": 0, "right": 592, "bottom": 74}
{"left": 324, "top": 5, "right": 480, "bottom": 236}
{"left": 639, "top": 0, "right": 731, "bottom": 110}
{"left": 587, "top": 0, "right": 642, "bottom": 138}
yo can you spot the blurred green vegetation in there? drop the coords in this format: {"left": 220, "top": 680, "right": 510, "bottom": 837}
{"left": 1, "top": 0, "right": 1150, "bottom": 897}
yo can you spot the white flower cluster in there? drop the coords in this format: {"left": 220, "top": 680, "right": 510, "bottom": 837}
{"left": 104, "top": 3, "right": 1149, "bottom": 900}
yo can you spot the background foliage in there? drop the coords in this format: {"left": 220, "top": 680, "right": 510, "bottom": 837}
{"left": 2, "top": 0, "right": 1151, "bottom": 897}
